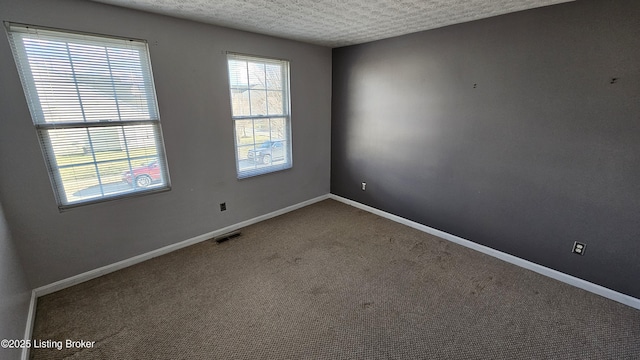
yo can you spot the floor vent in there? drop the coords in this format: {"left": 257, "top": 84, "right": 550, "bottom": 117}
{"left": 213, "top": 230, "right": 241, "bottom": 244}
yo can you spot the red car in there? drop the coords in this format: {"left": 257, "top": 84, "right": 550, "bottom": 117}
{"left": 122, "top": 159, "right": 161, "bottom": 187}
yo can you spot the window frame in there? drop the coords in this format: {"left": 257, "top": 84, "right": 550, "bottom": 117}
{"left": 226, "top": 52, "right": 293, "bottom": 179}
{"left": 5, "top": 22, "right": 171, "bottom": 210}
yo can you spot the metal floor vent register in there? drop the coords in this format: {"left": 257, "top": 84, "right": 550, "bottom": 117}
{"left": 213, "top": 230, "right": 242, "bottom": 244}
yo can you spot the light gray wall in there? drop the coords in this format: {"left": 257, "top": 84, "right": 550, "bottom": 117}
{"left": 332, "top": 0, "right": 640, "bottom": 298}
{"left": 0, "top": 0, "right": 331, "bottom": 287}
{"left": 0, "top": 201, "right": 30, "bottom": 360}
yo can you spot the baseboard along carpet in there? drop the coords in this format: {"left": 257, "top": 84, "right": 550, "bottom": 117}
{"left": 30, "top": 199, "right": 640, "bottom": 359}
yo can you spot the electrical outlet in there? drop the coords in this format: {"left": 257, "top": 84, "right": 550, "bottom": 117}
{"left": 361, "top": 182, "right": 366, "bottom": 191}
{"left": 572, "top": 242, "right": 586, "bottom": 255}
{"left": 220, "top": 202, "right": 226, "bottom": 211}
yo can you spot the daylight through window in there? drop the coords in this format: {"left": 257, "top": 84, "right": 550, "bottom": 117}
{"left": 227, "top": 54, "right": 292, "bottom": 178}
{"left": 6, "top": 23, "right": 170, "bottom": 208}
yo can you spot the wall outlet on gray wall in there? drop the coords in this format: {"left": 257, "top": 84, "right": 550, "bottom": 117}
{"left": 361, "top": 182, "right": 366, "bottom": 191}
{"left": 220, "top": 203, "right": 226, "bottom": 211}
{"left": 572, "top": 242, "right": 586, "bottom": 255}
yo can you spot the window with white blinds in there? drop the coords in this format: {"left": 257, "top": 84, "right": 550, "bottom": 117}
{"left": 6, "top": 23, "right": 170, "bottom": 209}
{"left": 227, "top": 54, "right": 292, "bottom": 178}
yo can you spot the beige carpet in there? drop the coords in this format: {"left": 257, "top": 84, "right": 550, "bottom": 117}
{"left": 31, "top": 199, "right": 640, "bottom": 359}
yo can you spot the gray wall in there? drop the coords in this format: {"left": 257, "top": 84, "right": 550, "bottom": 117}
{"left": 332, "top": 0, "right": 640, "bottom": 298}
{"left": 0, "top": 0, "right": 331, "bottom": 287}
{"left": 0, "top": 201, "right": 30, "bottom": 360}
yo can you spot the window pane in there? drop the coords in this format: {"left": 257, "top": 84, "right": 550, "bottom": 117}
{"left": 249, "top": 89, "right": 267, "bottom": 116}
{"left": 234, "top": 117, "right": 291, "bottom": 174}
{"left": 237, "top": 144, "right": 256, "bottom": 172}
{"left": 96, "top": 160, "right": 138, "bottom": 195}
{"left": 8, "top": 24, "right": 170, "bottom": 208}
{"left": 58, "top": 164, "right": 102, "bottom": 203}
{"left": 48, "top": 128, "right": 90, "bottom": 158}
{"left": 42, "top": 125, "right": 167, "bottom": 205}
{"left": 18, "top": 33, "right": 155, "bottom": 124}
{"left": 107, "top": 47, "right": 153, "bottom": 120}
{"left": 247, "top": 62, "right": 266, "bottom": 90}
{"left": 23, "top": 38, "right": 85, "bottom": 123}
{"left": 228, "top": 54, "right": 291, "bottom": 178}
{"left": 70, "top": 43, "right": 120, "bottom": 122}
{"left": 235, "top": 119, "right": 256, "bottom": 171}
{"left": 231, "top": 89, "right": 250, "bottom": 116}
{"left": 252, "top": 118, "right": 269, "bottom": 142}
{"left": 228, "top": 60, "right": 248, "bottom": 88}
{"left": 265, "top": 64, "right": 282, "bottom": 90}
{"left": 235, "top": 118, "right": 284, "bottom": 172}
{"left": 235, "top": 118, "right": 254, "bottom": 141}
{"left": 269, "top": 118, "right": 287, "bottom": 141}
{"left": 123, "top": 125, "right": 160, "bottom": 158}
{"left": 88, "top": 127, "right": 125, "bottom": 160}
{"left": 120, "top": 156, "right": 165, "bottom": 189}
{"left": 271, "top": 140, "right": 289, "bottom": 164}
{"left": 267, "top": 90, "right": 284, "bottom": 116}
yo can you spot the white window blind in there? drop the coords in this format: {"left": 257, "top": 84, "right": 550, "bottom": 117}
{"left": 227, "top": 54, "right": 292, "bottom": 178}
{"left": 6, "top": 23, "right": 170, "bottom": 209}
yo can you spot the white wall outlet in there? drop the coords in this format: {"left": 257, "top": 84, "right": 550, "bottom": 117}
{"left": 572, "top": 241, "right": 586, "bottom": 255}
{"left": 361, "top": 182, "right": 366, "bottom": 191}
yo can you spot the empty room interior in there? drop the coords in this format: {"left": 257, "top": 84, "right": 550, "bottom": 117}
{"left": 1, "top": 0, "right": 639, "bottom": 358}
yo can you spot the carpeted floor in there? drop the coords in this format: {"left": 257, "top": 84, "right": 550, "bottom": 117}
{"left": 31, "top": 199, "right": 640, "bottom": 359}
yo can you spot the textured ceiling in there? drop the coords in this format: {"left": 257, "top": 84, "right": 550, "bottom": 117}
{"left": 89, "top": 0, "right": 574, "bottom": 47}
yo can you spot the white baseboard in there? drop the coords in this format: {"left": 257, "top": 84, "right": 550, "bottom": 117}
{"left": 32, "top": 194, "right": 330, "bottom": 298}
{"left": 21, "top": 190, "right": 639, "bottom": 359}
{"left": 329, "top": 194, "right": 640, "bottom": 310}
{"left": 23, "top": 194, "right": 329, "bottom": 359}
{"left": 21, "top": 290, "right": 37, "bottom": 360}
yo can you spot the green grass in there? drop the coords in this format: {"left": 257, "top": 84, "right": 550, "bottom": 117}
{"left": 56, "top": 147, "right": 158, "bottom": 182}
{"left": 56, "top": 147, "right": 158, "bottom": 166}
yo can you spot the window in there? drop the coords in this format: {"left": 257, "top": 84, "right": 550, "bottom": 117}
{"left": 6, "top": 23, "right": 170, "bottom": 209}
{"left": 227, "top": 54, "right": 292, "bottom": 178}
